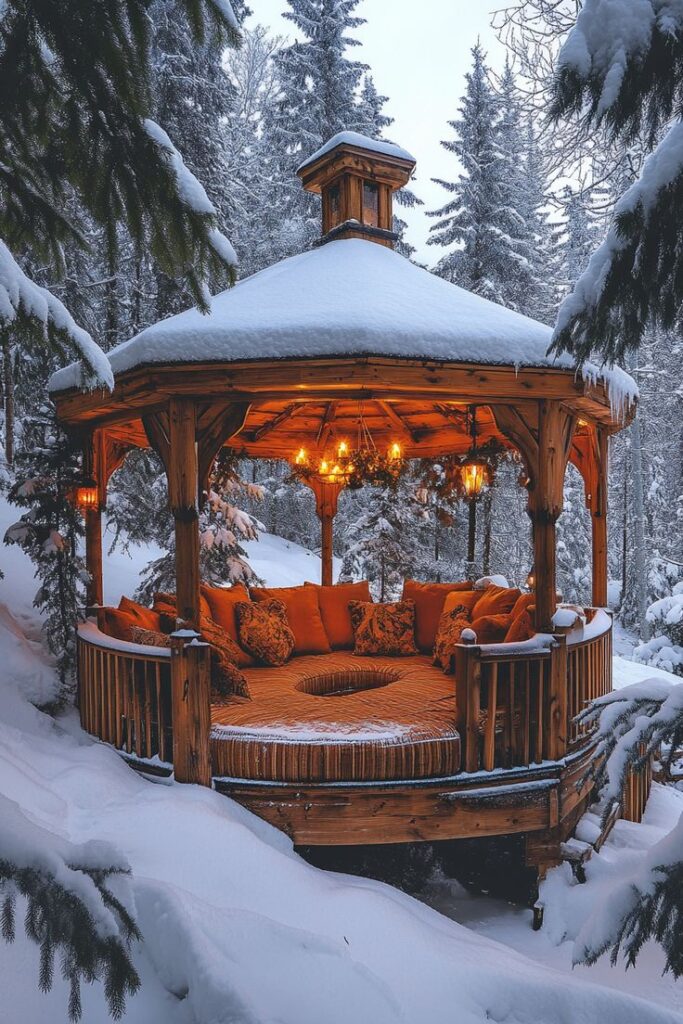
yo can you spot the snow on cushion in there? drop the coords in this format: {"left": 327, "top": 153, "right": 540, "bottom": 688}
{"left": 348, "top": 600, "right": 418, "bottom": 657}
{"left": 304, "top": 580, "right": 371, "bottom": 649}
{"left": 236, "top": 599, "right": 295, "bottom": 667}
{"left": 103, "top": 607, "right": 137, "bottom": 641}
{"left": 200, "top": 583, "right": 255, "bottom": 666}
{"left": 118, "top": 596, "right": 163, "bottom": 632}
{"left": 433, "top": 603, "right": 473, "bottom": 672}
{"left": 470, "top": 613, "right": 513, "bottom": 645}
{"left": 473, "top": 575, "right": 510, "bottom": 591}
{"left": 401, "top": 580, "right": 473, "bottom": 653}
{"left": 472, "top": 585, "right": 521, "bottom": 619}
{"left": 250, "top": 585, "right": 331, "bottom": 656}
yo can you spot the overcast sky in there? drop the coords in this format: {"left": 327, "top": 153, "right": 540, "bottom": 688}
{"left": 245, "top": 0, "right": 506, "bottom": 263}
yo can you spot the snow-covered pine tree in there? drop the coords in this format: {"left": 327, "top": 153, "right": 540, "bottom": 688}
{"left": 259, "top": 0, "right": 369, "bottom": 259}
{"left": 550, "top": 0, "right": 683, "bottom": 362}
{"left": 427, "top": 46, "right": 535, "bottom": 310}
{"left": 573, "top": 679, "right": 683, "bottom": 976}
{"left": 0, "top": 796, "right": 141, "bottom": 1022}
{"left": 4, "top": 414, "right": 86, "bottom": 695}
{"left": 340, "top": 478, "right": 425, "bottom": 601}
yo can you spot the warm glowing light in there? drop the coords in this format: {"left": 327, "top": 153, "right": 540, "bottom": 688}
{"left": 461, "top": 460, "right": 488, "bottom": 498}
{"left": 337, "top": 440, "right": 349, "bottom": 458}
{"left": 331, "top": 464, "right": 343, "bottom": 477}
{"left": 388, "top": 441, "right": 402, "bottom": 461}
{"left": 294, "top": 447, "right": 307, "bottom": 465}
{"left": 526, "top": 569, "right": 536, "bottom": 591}
{"left": 76, "top": 481, "right": 99, "bottom": 512}
{"left": 319, "top": 459, "right": 329, "bottom": 475}
{"left": 577, "top": 418, "right": 588, "bottom": 427}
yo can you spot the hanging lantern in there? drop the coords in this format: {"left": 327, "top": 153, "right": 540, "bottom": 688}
{"left": 526, "top": 568, "right": 536, "bottom": 591}
{"left": 461, "top": 458, "right": 490, "bottom": 498}
{"left": 75, "top": 478, "right": 99, "bottom": 512}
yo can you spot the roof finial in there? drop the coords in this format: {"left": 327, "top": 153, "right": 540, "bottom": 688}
{"left": 297, "top": 131, "right": 416, "bottom": 249}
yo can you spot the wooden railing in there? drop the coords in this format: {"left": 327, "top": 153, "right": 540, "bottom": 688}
{"left": 78, "top": 623, "right": 174, "bottom": 764}
{"left": 453, "top": 609, "right": 613, "bottom": 773}
{"left": 78, "top": 608, "right": 614, "bottom": 784}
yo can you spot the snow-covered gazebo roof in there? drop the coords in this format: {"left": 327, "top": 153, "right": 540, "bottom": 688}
{"left": 48, "top": 237, "right": 636, "bottom": 409}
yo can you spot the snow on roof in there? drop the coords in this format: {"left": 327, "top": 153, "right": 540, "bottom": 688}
{"left": 297, "top": 131, "right": 416, "bottom": 172}
{"left": 48, "top": 238, "right": 637, "bottom": 413}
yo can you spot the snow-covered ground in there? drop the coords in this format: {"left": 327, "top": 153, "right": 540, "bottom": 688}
{"left": 1, "top": 494, "right": 682, "bottom": 1023}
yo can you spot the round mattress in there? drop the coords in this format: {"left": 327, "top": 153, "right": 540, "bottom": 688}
{"left": 210, "top": 653, "right": 461, "bottom": 783}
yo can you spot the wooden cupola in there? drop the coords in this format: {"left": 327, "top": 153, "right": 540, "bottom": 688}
{"left": 297, "top": 131, "right": 416, "bottom": 248}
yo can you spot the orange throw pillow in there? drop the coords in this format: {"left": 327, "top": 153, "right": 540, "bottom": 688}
{"left": 505, "top": 608, "right": 535, "bottom": 644}
{"left": 236, "top": 599, "right": 295, "bottom": 666}
{"left": 470, "top": 613, "right": 513, "bottom": 644}
{"left": 103, "top": 607, "right": 137, "bottom": 641}
{"left": 509, "top": 592, "right": 535, "bottom": 620}
{"left": 304, "top": 580, "right": 371, "bottom": 649}
{"left": 348, "top": 600, "right": 418, "bottom": 657}
{"left": 118, "top": 596, "right": 163, "bottom": 632}
{"left": 402, "top": 580, "right": 474, "bottom": 653}
{"left": 250, "top": 585, "right": 331, "bottom": 655}
{"left": 442, "top": 590, "right": 481, "bottom": 617}
{"left": 472, "top": 585, "right": 521, "bottom": 619}
{"left": 200, "top": 584, "right": 255, "bottom": 666}
{"left": 154, "top": 590, "right": 212, "bottom": 621}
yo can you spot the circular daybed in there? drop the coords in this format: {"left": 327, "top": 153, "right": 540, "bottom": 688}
{"left": 210, "top": 653, "right": 461, "bottom": 783}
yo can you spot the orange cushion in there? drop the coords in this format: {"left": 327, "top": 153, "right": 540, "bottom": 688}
{"left": 402, "top": 580, "right": 474, "bottom": 653}
{"left": 510, "top": 592, "right": 535, "bottom": 619}
{"left": 250, "top": 586, "right": 331, "bottom": 656}
{"left": 442, "top": 590, "right": 481, "bottom": 616}
{"left": 470, "top": 613, "right": 513, "bottom": 644}
{"left": 118, "top": 596, "right": 162, "bottom": 632}
{"left": 103, "top": 607, "right": 137, "bottom": 641}
{"left": 200, "top": 584, "right": 255, "bottom": 666}
{"left": 472, "top": 584, "right": 521, "bottom": 619}
{"left": 153, "top": 590, "right": 212, "bottom": 621}
{"left": 304, "top": 581, "right": 371, "bottom": 649}
{"left": 504, "top": 608, "right": 535, "bottom": 644}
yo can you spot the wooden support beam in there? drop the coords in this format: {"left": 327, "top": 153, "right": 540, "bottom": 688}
{"left": 316, "top": 401, "right": 337, "bottom": 448}
{"left": 170, "top": 635, "right": 212, "bottom": 785}
{"left": 378, "top": 400, "right": 418, "bottom": 443}
{"left": 166, "top": 399, "right": 201, "bottom": 628}
{"left": 454, "top": 638, "right": 482, "bottom": 773}
{"left": 197, "top": 401, "right": 250, "bottom": 495}
{"left": 249, "top": 402, "right": 299, "bottom": 442}
{"left": 307, "top": 478, "right": 343, "bottom": 586}
{"left": 548, "top": 634, "right": 568, "bottom": 761}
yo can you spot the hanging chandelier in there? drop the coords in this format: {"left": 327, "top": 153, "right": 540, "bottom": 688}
{"left": 290, "top": 404, "right": 407, "bottom": 489}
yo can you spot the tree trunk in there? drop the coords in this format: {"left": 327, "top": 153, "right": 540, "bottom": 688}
{"left": 629, "top": 411, "right": 650, "bottom": 639}
{"left": 1, "top": 336, "right": 14, "bottom": 467}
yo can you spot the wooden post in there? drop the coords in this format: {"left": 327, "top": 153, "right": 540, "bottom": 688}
{"left": 454, "top": 637, "right": 481, "bottom": 773}
{"left": 591, "top": 427, "right": 609, "bottom": 607}
{"left": 548, "top": 634, "right": 568, "bottom": 761}
{"left": 82, "top": 431, "right": 105, "bottom": 607}
{"left": 308, "top": 478, "right": 344, "bottom": 586}
{"left": 529, "top": 401, "right": 573, "bottom": 632}
{"left": 170, "top": 633, "right": 212, "bottom": 785}
{"left": 167, "top": 399, "right": 201, "bottom": 628}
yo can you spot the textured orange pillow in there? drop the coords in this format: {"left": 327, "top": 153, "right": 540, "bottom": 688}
{"left": 472, "top": 585, "right": 521, "bottom": 619}
{"left": 236, "top": 599, "right": 295, "bottom": 666}
{"left": 433, "top": 603, "right": 473, "bottom": 671}
{"left": 200, "top": 584, "right": 255, "bottom": 666}
{"left": 470, "top": 613, "right": 513, "bottom": 644}
{"left": 348, "top": 600, "right": 418, "bottom": 656}
{"left": 250, "top": 585, "right": 331, "bottom": 655}
{"left": 402, "top": 580, "right": 473, "bottom": 653}
{"left": 304, "top": 580, "right": 371, "bottom": 649}
{"left": 130, "top": 625, "right": 170, "bottom": 648}
{"left": 118, "top": 596, "right": 162, "bottom": 632}
{"left": 103, "top": 607, "right": 137, "bottom": 641}
{"left": 504, "top": 607, "right": 535, "bottom": 644}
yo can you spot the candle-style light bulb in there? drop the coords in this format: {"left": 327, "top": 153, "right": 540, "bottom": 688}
{"left": 337, "top": 440, "right": 349, "bottom": 458}
{"left": 389, "top": 441, "right": 401, "bottom": 461}
{"left": 295, "top": 447, "right": 307, "bottom": 465}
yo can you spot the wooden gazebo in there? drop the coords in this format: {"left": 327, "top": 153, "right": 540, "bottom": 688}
{"left": 50, "top": 132, "right": 640, "bottom": 867}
